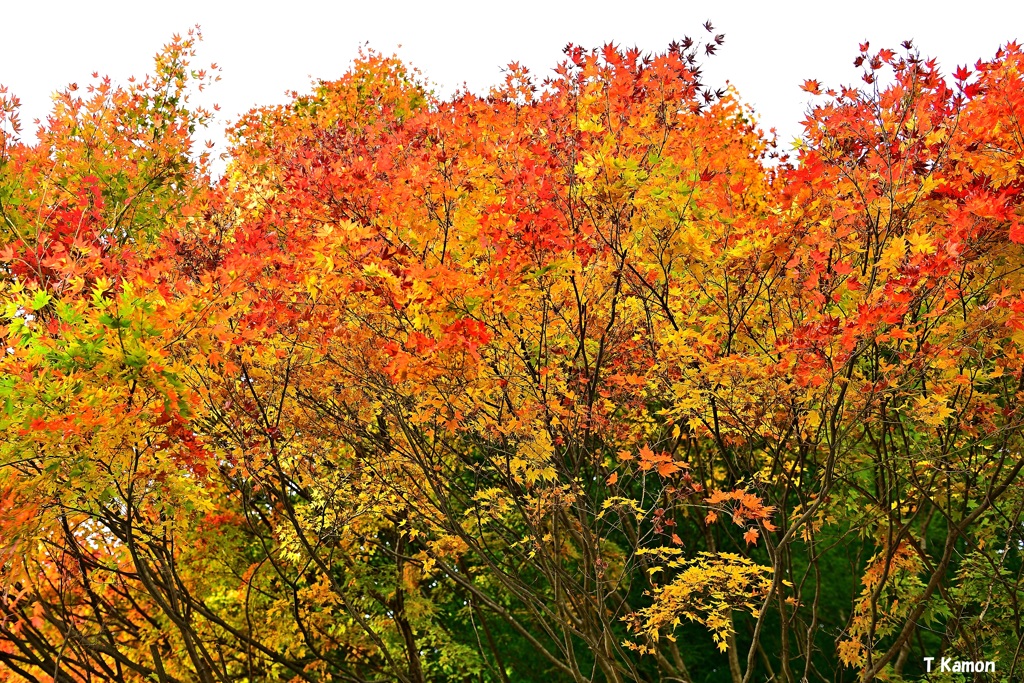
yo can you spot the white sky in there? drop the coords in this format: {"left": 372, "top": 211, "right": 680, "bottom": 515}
{"left": 1, "top": 0, "right": 1021, "bottom": 163}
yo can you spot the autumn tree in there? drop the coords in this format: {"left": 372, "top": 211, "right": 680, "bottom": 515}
{"left": 3, "top": 25, "right": 1024, "bottom": 683}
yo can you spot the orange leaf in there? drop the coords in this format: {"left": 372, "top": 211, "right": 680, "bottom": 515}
{"left": 657, "top": 461, "right": 680, "bottom": 477}
{"left": 800, "top": 79, "right": 822, "bottom": 95}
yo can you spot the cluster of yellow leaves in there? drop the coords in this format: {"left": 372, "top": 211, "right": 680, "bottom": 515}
{"left": 625, "top": 552, "right": 773, "bottom": 652}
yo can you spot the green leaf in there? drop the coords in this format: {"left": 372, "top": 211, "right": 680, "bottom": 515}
{"left": 32, "top": 289, "right": 51, "bottom": 311}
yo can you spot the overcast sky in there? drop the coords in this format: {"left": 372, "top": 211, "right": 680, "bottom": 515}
{"left": 1, "top": 0, "right": 1021, "bottom": 161}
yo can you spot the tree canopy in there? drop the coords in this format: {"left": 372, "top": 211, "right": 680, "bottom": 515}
{"left": 3, "top": 26, "right": 1024, "bottom": 683}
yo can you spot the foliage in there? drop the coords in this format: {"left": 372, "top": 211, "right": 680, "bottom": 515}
{"left": 3, "top": 25, "right": 1024, "bottom": 683}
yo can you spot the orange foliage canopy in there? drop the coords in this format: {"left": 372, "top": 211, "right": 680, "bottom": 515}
{"left": 2, "top": 26, "right": 1024, "bottom": 683}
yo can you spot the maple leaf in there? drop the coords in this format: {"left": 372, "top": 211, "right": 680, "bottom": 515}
{"left": 657, "top": 461, "right": 681, "bottom": 477}
{"left": 1009, "top": 219, "right": 1024, "bottom": 244}
{"left": 800, "top": 79, "right": 822, "bottom": 95}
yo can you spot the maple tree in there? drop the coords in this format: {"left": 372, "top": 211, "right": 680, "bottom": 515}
{"left": 3, "top": 23, "right": 1024, "bottom": 683}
